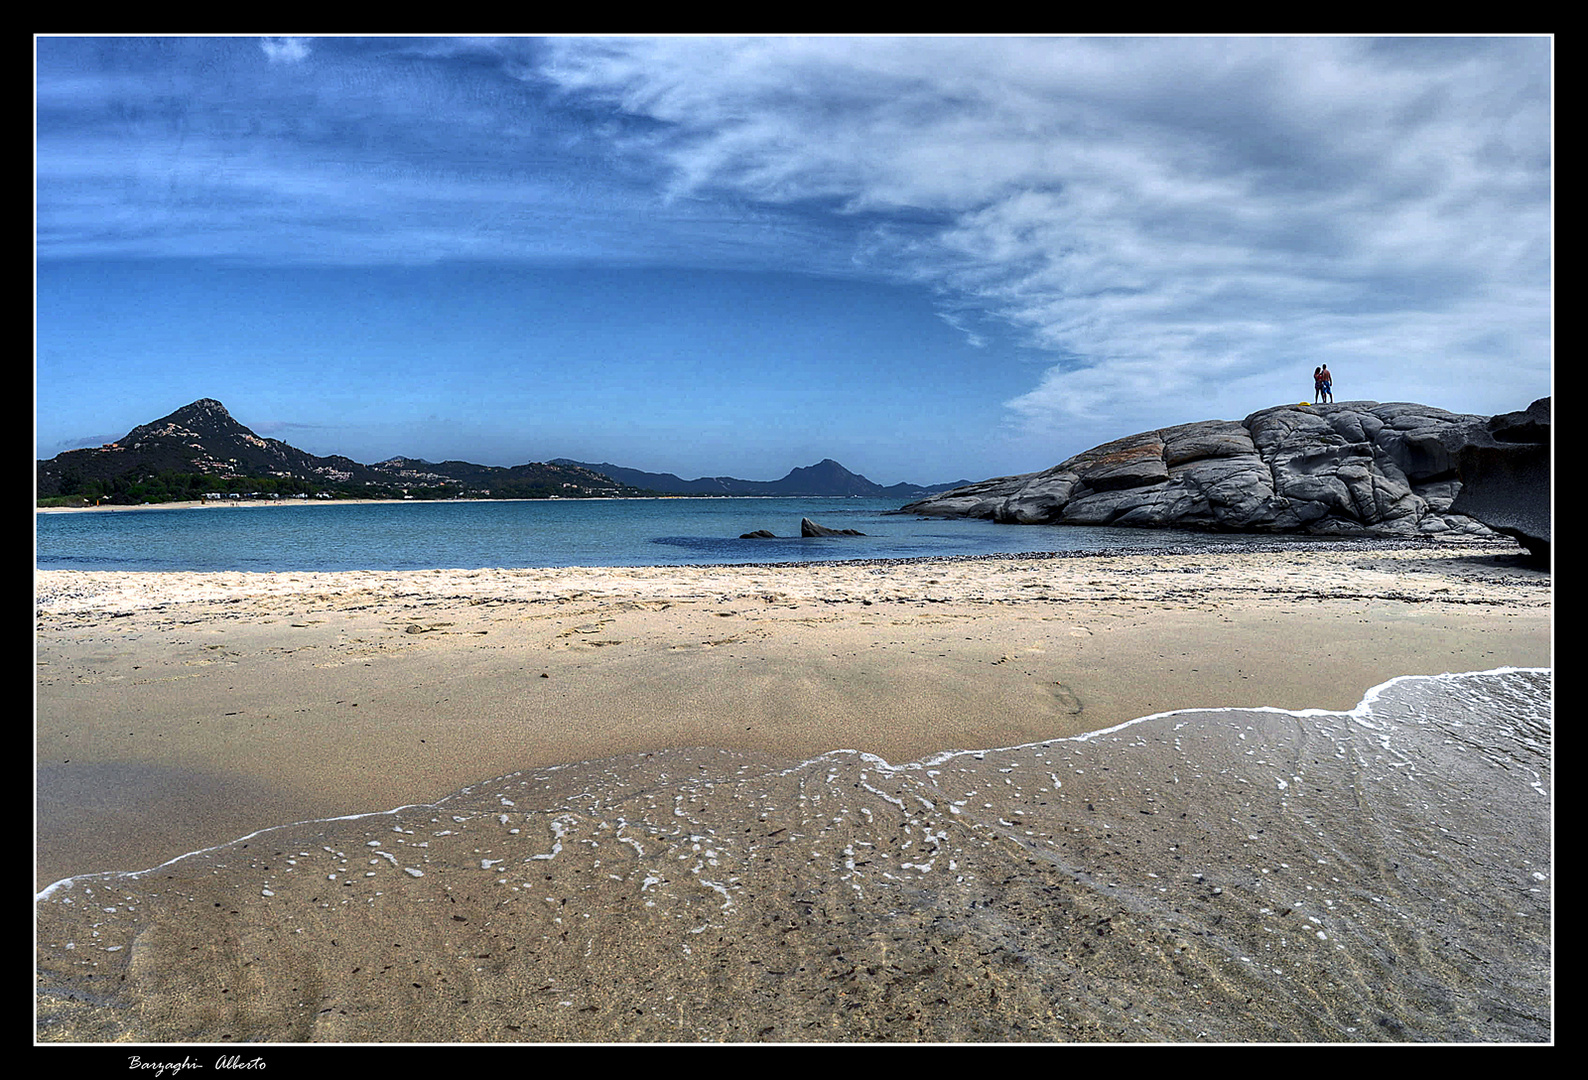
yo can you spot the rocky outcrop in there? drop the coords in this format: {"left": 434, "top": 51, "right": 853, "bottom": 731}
{"left": 800, "top": 518, "right": 866, "bottom": 537}
{"left": 1450, "top": 399, "right": 1551, "bottom": 562}
{"left": 739, "top": 520, "right": 869, "bottom": 538}
{"left": 904, "top": 400, "right": 1551, "bottom": 542}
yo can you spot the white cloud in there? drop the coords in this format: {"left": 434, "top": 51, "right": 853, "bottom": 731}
{"left": 260, "top": 37, "right": 311, "bottom": 64}
{"left": 935, "top": 311, "right": 987, "bottom": 349}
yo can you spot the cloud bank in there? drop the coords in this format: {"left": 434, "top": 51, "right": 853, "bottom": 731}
{"left": 534, "top": 36, "right": 1552, "bottom": 434}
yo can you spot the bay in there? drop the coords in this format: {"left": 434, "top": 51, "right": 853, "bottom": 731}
{"left": 35, "top": 496, "right": 1241, "bottom": 573}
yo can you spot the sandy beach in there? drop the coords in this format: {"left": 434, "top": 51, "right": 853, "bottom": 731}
{"left": 35, "top": 540, "right": 1552, "bottom": 1042}
{"left": 37, "top": 496, "right": 435, "bottom": 514}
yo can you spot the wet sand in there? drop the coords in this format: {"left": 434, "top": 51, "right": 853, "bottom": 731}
{"left": 34, "top": 541, "right": 1551, "bottom": 1041}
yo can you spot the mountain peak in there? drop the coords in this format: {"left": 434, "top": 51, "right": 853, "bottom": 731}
{"left": 119, "top": 399, "right": 255, "bottom": 447}
{"left": 785, "top": 458, "right": 854, "bottom": 477}
{"left": 169, "top": 398, "right": 233, "bottom": 422}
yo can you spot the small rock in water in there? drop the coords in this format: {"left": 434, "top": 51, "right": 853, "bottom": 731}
{"left": 800, "top": 517, "right": 866, "bottom": 538}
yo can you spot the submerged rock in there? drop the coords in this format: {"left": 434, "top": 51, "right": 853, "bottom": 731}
{"left": 904, "top": 400, "right": 1549, "bottom": 543}
{"left": 739, "top": 529, "right": 778, "bottom": 539}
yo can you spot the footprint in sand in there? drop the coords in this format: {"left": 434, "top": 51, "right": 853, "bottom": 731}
{"left": 1050, "top": 681, "right": 1083, "bottom": 714}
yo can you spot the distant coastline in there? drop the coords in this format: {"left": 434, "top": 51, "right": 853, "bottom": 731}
{"left": 37, "top": 497, "right": 397, "bottom": 514}
{"left": 35, "top": 493, "right": 899, "bottom": 515}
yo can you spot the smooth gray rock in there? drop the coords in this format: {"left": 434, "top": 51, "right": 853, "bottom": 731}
{"left": 903, "top": 400, "right": 1547, "bottom": 543}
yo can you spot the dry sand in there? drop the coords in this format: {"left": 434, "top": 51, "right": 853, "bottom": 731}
{"left": 34, "top": 541, "right": 1552, "bottom": 1042}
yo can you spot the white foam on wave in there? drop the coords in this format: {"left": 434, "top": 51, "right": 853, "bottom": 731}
{"left": 35, "top": 801, "right": 442, "bottom": 902}
{"left": 797, "top": 665, "right": 1552, "bottom": 776}
{"left": 36, "top": 666, "right": 1550, "bottom": 904}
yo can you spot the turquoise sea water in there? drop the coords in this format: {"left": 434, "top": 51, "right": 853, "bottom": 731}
{"left": 35, "top": 496, "right": 1249, "bottom": 572}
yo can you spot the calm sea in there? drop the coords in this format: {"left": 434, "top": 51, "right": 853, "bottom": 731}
{"left": 35, "top": 496, "right": 1248, "bottom": 573}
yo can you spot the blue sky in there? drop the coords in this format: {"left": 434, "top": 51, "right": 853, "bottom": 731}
{"left": 35, "top": 35, "right": 1552, "bottom": 486}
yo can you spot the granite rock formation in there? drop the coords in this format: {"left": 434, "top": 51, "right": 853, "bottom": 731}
{"left": 904, "top": 400, "right": 1551, "bottom": 543}
{"left": 1450, "top": 398, "right": 1551, "bottom": 562}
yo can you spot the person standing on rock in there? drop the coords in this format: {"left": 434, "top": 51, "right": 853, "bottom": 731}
{"left": 1321, "top": 365, "right": 1334, "bottom": 403}
{"left": 1314, "top": 367, "right": 1326, "bottom": 403}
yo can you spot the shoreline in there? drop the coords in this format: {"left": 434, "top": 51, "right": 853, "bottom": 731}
{"left": 38, "top": 662, "right": 1552, "bottom": 1043}
{"left": 36, "top": 660, "right": 1549, "bottom": 904}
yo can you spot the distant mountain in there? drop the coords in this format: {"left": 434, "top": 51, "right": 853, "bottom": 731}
{"left": 36, "top": 399, "right": 647, "bottom": 504}
{"left": 362, "top": 455, "right": 644, "bottom": 498}
{"left": 551, "top": 457, "right": 970, "bottom": 499}
{"left": 39, "top": 398, "right": 373, "bottom": 497}
{"left": 36, "top": 397, "right": 969, "bottom": 506}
